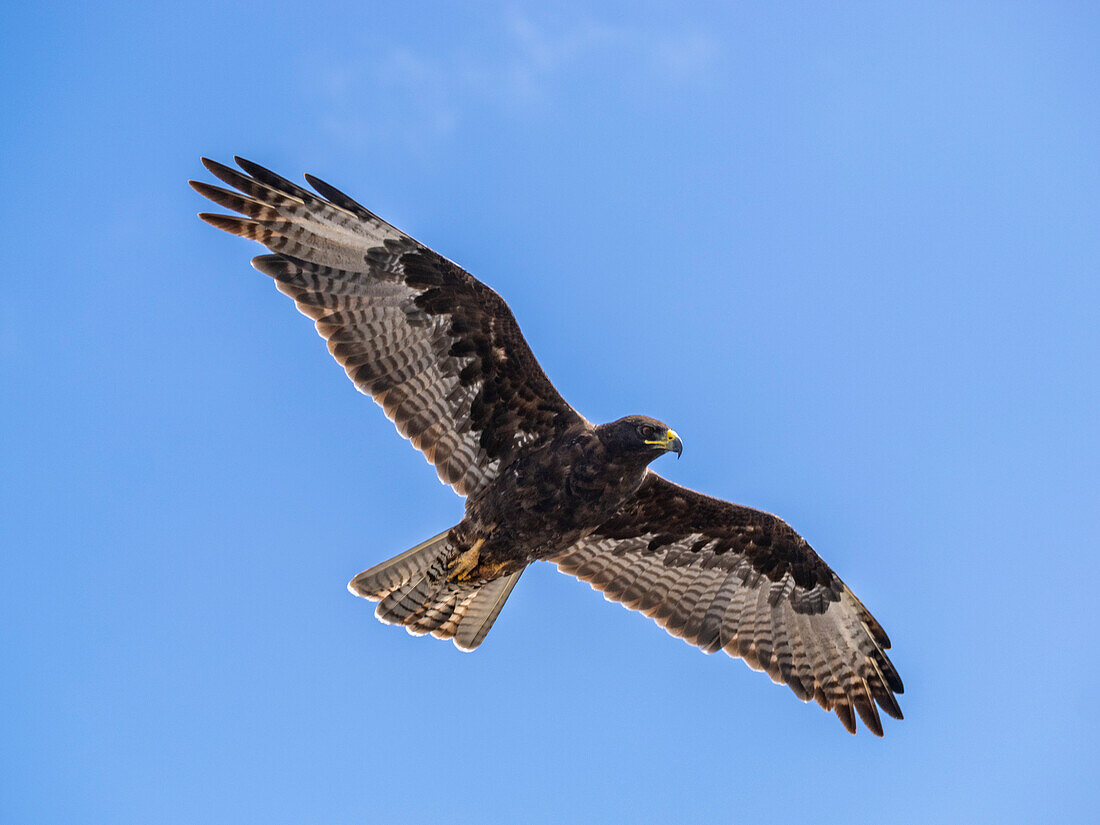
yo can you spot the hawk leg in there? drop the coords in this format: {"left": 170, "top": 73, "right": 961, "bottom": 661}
{"left": 476, "top": 559, "right": 513, "bottom": 580}
{"left": 447, "top": 538, "right": 484, "bottom": 582}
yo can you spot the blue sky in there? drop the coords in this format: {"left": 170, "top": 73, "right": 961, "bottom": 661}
{"left": 3, "top": 2, "right": 1099, "bottom": 822}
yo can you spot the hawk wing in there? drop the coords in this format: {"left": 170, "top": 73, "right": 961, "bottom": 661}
{"left": 554, "top": 473, "right": 903, "bottom": 735}
{"left": 192, "top": 158, "right": 583, "bottom": 497}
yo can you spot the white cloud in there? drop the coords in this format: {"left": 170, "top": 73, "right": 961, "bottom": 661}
{"left": 311, "top": 11, "right": 720, "bottom": 152}
{"left": 653, "top": 30, "right": 722, "bottom": 80}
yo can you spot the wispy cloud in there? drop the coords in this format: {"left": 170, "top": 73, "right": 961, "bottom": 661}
{"left": 310, "top": 10, "right": 720, "bottom": 152}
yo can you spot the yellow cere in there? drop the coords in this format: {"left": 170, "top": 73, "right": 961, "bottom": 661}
{"left": 644, "top": 429, "right": 679, "bottom": 446}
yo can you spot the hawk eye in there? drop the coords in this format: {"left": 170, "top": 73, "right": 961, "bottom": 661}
{"left": 640, "top": 425, "right": 656, "bottom": 439}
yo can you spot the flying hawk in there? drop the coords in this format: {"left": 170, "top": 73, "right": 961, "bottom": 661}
{"left": 192, "top": 157, "right": 903, "bottom": 735}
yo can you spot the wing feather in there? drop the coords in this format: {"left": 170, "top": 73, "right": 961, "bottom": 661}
{"left": 193, "top": 158, "right": 582, "bottom": 497}
{"left": 554, "top": 472, "right": 903, "bottom": 735}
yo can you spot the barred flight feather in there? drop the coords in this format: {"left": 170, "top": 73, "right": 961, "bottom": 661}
{"left": 192, "top": 157, "right": 581, "bottom": 498}
{"left": 555, "top": 472, "right": 903, "bottom": 736}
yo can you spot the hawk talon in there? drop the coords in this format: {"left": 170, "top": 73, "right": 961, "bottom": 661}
{"left": 447, "top": 539, "right": 484, "bottom": 581}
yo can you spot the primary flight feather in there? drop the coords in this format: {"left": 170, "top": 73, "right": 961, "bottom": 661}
{"left": 192, "top": 157, "right": 903, "bottom": 735}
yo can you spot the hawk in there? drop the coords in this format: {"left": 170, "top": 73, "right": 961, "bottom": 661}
{"left": 192, "top": 157, "right": 903, "bottom": 735}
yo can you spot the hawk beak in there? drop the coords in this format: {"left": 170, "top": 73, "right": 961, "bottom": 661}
{"left": 644, "top": 428, "right": 683, "bottom": 458}
{"left": 666, "top": 430, "right": 683, "bottom": 459}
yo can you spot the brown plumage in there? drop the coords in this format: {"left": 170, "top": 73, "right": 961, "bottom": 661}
{"left": 192, "top": 157, "right": 904, "bottom": 735}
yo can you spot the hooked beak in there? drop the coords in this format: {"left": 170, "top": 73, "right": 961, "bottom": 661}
{"left": 644, "top": 428, "right": 683, "bottom": 458}
{"left": 666, "top": 429, "right": 683, "bottom": 459}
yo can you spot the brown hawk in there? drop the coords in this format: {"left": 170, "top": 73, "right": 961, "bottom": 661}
{"left": 192, "top": 157, "right": 903, "bottom": 735}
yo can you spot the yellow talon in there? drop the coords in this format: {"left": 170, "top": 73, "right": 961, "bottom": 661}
{"left": 448, "top": 538, "right": 484, "bottom": 581}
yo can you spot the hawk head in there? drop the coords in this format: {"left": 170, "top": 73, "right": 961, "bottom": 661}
{"left": 599, "top": 415, "right": 683, "bottom": 462}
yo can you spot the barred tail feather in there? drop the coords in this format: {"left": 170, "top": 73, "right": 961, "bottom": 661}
{"left": 347, "top": 529, "right": 452, "bottom": 600}
{"left": 347, "top": 530, "right": 523, "bottom": 651}
{"left": 453, "top": 570, "right": 523, "bottom": 651}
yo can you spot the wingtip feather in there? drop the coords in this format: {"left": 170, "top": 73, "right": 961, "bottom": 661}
{"left": 197, "top": 212, "right": 250, "bottom": 235}
{"left": 304, "top": 172, "right": 376, "bottom": 219}
{"left": 201, "top": 156, "right": 238, "bottom": 180}
{"left": 197, "top": 211, "right": 234, "bottom": 229}
{"left": 234, "top": 156, "right": 315, "bottom": 200}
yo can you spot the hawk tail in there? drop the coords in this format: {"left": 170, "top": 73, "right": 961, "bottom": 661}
{"left": 348, "top": 530, "right": 523, "bottom": 651}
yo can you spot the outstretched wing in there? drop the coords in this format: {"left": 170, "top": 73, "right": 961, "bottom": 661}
{"left": 192, "top": 157, "right": 582, "bottom": 497}
{"left": 553, "top": 473, "right": 903, "bottom": 735}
